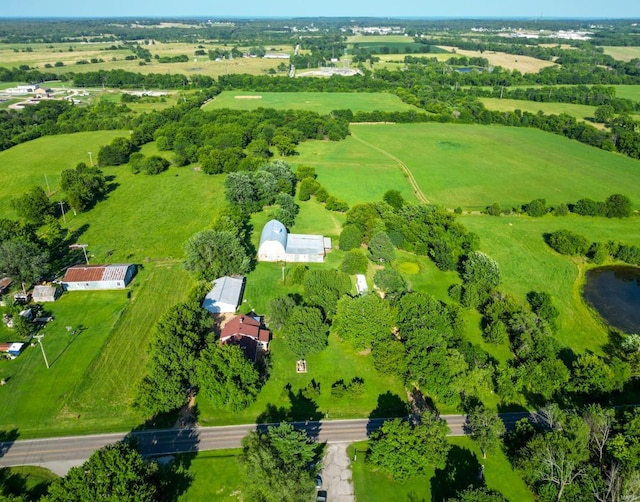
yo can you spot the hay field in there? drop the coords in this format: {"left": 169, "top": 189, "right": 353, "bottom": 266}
{"left": 438, "top": 46, "right": 557, "bottom": 73}
{"left": 479, "top": 97, "right": 601, "bottom": 126}
{"left": 203, "top": 90, "right": 421, "bottom": 113}
{"left": 602, "top": 46, "right": 640, "bottom": 62}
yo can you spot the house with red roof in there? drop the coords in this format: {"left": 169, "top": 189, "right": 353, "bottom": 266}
{"left": 220, "top": 314, "right": 271, "bottom": 363}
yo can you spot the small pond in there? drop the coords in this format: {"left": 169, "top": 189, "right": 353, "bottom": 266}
{"left": 583, "top": 266, "right": 640, "bottom": 334}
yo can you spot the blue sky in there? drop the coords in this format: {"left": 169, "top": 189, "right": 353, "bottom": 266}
{"left": 2, "top": 0, "right": 637, "bottom": 19}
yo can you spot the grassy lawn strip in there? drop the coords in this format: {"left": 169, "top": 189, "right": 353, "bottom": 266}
{"left": 0, "top": 291, "right": 130, "bottom": 437}
{"left": 67, "top": 264, "right": 195, "bottom": 427}
{"left": 177, "top": 449, "right": 244, "bottom": 502}
{"left": 349, "top": 436, "right": 533, "bottom": 502}
{"left": 203, "top": 91, "right": 421, "bottom": 114}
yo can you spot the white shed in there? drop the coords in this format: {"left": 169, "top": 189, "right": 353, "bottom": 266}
{"left": 32, "top": 284, "right": 61, "bottom": 302}
{"left": 202, "top": 276, "right": 245, "bottom": 314}
{"left": 257, "top": 220, "right": 330, "bottom": 263}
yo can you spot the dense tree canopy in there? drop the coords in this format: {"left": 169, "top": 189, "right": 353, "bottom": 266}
{"left": 239, "top": 423, "right": 318, "bottom": 502}
{"left": 44, "top": 440, "right": 160, "bottom": 502}
{"left": 183, "top": 229, "right": 251, "bottom": 281}
{"left": 368, "top": 415, "right": 450, "bottom": 480}
{"left": 60, "top": 162, "right": 107, "bottom": 212}
{"left": 196, "top": 344, "right": 261, "bottom": 411}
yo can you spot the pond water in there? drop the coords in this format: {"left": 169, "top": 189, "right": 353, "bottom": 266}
{"left": 583, "top": 266, "right": 640, "bottom": 334}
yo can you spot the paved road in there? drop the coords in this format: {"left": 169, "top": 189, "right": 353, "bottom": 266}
{"left": 0, "top": 413, "right": 532, "bottom": 474}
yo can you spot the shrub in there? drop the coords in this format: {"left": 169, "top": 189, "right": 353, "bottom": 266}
{"left": 523, "top": 198, "right": 548, "bottom": 217}
{"left": 605, "top": 194, "right": 632, "bottom": 218}
{"left": 546, "top": 230, "right": 590, "bottom": 256}
{"left": 553, "top": 203, "right": 569, "bottom": 216}
{"left": 341, "top": 249, "right": 368, "bottom": 274}
{"left": 486, "top": 203, "right": 501, "bottom": 216}
{"left": 326, "top": 196, "right": 349, "bottom": 212}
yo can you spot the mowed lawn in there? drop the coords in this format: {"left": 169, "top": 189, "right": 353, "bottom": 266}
{"left": 349, "top": 436, "right": 533, "bottom": 502}
{"left": 461, "top": 214, "right": 640, "bottom": 354}
{"left": 0, "top": 264, "right": 195, "bottom": 438}
{"left": 342, "top": 123, "right": 640, "bottom": 210}
{"left": 203, "top": 91, "right": 421, "bottom": 114}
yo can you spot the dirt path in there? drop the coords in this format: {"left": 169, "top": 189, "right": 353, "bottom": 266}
{"left": 321, "top": 443, "right": 355, "bottom": 502}
{"left": 350, "top": 128, "right": 429, "bottom": 204}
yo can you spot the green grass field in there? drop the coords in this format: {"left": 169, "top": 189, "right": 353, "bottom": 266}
{"left": 0, "top": 264, "right": 195, "bottom": 438}
{"left": 0, "top": 465, "right": 57, "bottom": 500}
{"left": 297, "top": 123, "right": 640, "bottom": 210}
{"left": 177, "top": 450, "right": 244, "bottom": 501}
{"left": 203, "top": 91, "right": 421, "bottom": 114}
{"left": 349, "top": 436, "right": 533, "bottom": 502}
{"left": 479, "top": 97, "right": 598, "bottom": 124}
{"left": 0, "top": 131, "right": 127, "bottom": 216}
{"left": 614, "top": 85, "right": 640, "bottom": 102}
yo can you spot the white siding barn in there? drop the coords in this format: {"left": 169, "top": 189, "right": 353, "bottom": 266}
{"left": 257, "top": 220, "right": 331, "bottom": 263}
{"left": 202, "top": 276, "right": 245, "bottom": 314}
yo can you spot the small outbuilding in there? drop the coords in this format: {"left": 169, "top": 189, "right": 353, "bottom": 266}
{"left": 32, "top": 284, "right": 61, "bottom": 303}
{"left": 355, "top": 274, "right": 368, "bottom": 295}
{"left": 62, "top": 264, "right": 136, "bottom": 291}
{"left": 0, "top": 277, "right": 12, "bottom": 295}
{"left": 257, "top": 219, "right": 331, "bottom": 263}
{"left": 220, "top": 314, "right": 271, "bottom": 362}
{"left": 202, "top": 276, "right": 245, "bottom": 314}
{"left": 0, "top": 342, "right": 25, "bottom": 359}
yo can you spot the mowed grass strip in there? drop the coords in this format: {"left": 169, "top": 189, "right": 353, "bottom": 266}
{"left": 0, "top": 290, "right": 130, "bottom": 437}
{"left": 203, "top": 91, "right": 421, "bottom": 114}
{"left": 177, "top": 450, "right": 244, "bottom": 502}
{"left": 66, "top": 264, "right": 195, "bottom": 425}
{"left": 345, "top": 123, "right": 640, "bottom": 209}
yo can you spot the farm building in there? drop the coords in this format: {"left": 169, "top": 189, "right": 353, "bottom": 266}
{"left": 356, "top": 274, "right": 369, "bottom": 295}
{"left": 257, "top": 219, "right": 331, "bottom": 263}
{"left": 0, "top": 277, "right": 12, "bottom": 295}
{"left": 220, "top": 314, "right": 271, "bottom": 362}
{"left": 32, "top": 284, "right": 61, "bottom": 302}
{"left": 0, "top": 342, "right": 25, "bottom": 359}
{"left": 62, "top": 264, "right": 136, "bottom": 291}
{"left": 202, "top": 276, "right": 245, "bottom": 314}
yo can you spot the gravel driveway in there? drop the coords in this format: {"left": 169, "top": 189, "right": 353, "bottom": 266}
{"left": 321, "top": 443, "right": 355, "bottom": 502}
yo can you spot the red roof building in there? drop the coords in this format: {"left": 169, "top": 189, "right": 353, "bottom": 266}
{"left": 220, "top": 315, "right": 271, "bottom": 362}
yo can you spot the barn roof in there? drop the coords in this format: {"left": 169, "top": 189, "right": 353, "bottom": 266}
{"left": 259, "top": 219, "right": 288, "bottom": 250}
{"left": 203, "top": 276, "right": 244, "bottom": 313}
{"left": 62, "top": 264, "right": 133, "bottom": 283}
{"left": 32, "top": 285, "right": 58, "bottom": 297}
{"left": 286, "top": 233, "right": 325, "bottom": 256}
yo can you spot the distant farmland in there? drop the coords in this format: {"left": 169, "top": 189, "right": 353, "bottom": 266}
{"left": 203, "top": 91, "right": 422, "bottom": 114}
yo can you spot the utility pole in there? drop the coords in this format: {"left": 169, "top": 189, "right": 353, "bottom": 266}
{"left": 34, "top": 335, "right": 49, "bottom": 369}
{"left": 87, "top": 151, "right": 94, "bottom": 166}
{"left": 69, "top": 244, "right": 89, "bottom": 264}
{"left": 58, "top": 201, "right": 66, "bottom": 224}
{"left": 44, "top": 174, "right": 51, "bottom": 195}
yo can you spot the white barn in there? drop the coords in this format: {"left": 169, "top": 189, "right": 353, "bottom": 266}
{"left": 202, "top": 276, "right": 245, "bottom": 314}
{"left": 257, "top": 220, "right": 331, "bottom": 263}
